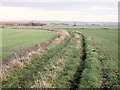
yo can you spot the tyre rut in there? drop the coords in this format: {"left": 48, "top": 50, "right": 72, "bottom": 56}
{"left": 70, "top": 32, "right": 87, "bottom": 90}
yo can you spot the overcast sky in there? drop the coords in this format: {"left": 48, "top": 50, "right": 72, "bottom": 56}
{"left": 0, "top": 0, "right": 118, "bottom": 22}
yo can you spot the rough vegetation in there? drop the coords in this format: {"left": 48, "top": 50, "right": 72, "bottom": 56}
{"left": 1, "top": 26, "right": 119, "bottom": 89}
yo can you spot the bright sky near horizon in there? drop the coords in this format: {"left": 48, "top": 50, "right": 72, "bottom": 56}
{"left": 0, "top": 0, "right": 118, "bottom": 22}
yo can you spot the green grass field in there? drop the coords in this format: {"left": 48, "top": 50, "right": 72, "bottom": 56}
{"left": 1, "top": 28, "right": 56, "bottom": 59}
{"left": 2, "top": 28, "right": 56, "bottom": 50}
{"left": 79, "top": 29, "right": 118, "bottom": 59}
{"left": 2, "top": 31, "right": 83, "bottom": 88}
{"left": 1, "top": 26, "right": 119, "bottom": 89}
{"left": 78, "top": 29, "right": 118, "bottom": 88}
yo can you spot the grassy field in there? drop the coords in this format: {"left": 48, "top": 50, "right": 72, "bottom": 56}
{"left": 78, "top": 29, "right": 118, "bottom": 88}
{"left": 2, "top": 31, "right": 83, "bottom": 88}
{"left": 1, "top": 28, "right": 56, "bottom": 59}
{"left": 1, "top": 26, "right": 119, "bottom": 89}
{"left": 2, "top": 28, "right": 56, "bottom": 50}
{"left": 65, "top": 27, "right": 118, "bottom": 88}
{"left": 79, "top": 29, "right": 118, "bottom": 59}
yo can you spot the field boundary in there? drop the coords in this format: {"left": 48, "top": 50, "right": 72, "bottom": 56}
{"left": 1, "top": 28, "right": 69, "bottom": 79}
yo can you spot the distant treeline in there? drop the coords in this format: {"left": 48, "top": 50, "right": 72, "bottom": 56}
{"left": 0, "top": 21, "right": 47, "bottom": 26}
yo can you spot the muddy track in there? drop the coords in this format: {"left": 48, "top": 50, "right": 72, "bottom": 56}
{"left": 70, "top": 32, "right": 87, "bottom": 90}
{"left": 101, "top": 65, "right": 112, "bottom": 89}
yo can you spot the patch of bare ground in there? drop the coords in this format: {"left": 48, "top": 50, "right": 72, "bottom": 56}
{"left": 1, "top": 29, "right": 69, "bottom": 80}
{"left": 51, "top": 30, "right": 69, "bottom": 45}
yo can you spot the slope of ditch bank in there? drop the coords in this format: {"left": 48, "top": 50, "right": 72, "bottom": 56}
{"left": 69, "top": 32, "right": 87, "bottom": 89}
